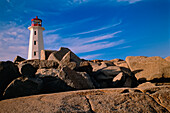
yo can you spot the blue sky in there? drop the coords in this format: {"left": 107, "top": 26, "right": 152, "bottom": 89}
{"left": 0, "top": 0, "right": 169, "bottom": 61}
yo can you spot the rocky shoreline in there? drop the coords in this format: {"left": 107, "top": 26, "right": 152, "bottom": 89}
{"left": 0, "top": 47, "right": 169, "bottom": 112}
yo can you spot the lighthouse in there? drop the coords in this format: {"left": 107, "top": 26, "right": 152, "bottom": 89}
{"left": 28, "top": 16, "right": 45, "bottom": 59}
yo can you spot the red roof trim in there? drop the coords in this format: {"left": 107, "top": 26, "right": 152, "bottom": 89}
{"left": 31, "top": 16, "right": 42, "bottom": 22}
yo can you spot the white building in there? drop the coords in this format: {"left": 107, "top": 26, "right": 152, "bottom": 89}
{"left": 28, "top": 16, "right": 45, "bottom": 59}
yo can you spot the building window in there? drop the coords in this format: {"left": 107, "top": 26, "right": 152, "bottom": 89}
{"left": 34, "top": 41, "right": 36, "bottom": 45}
{"left": 34, "top": 31, "right": 36, "bottom": 35}
{"left": 34, "top": 52, "right": 36, "bottom": 56}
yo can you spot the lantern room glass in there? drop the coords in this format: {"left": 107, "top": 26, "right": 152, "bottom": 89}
{"left": 31, "top": 20, "right": 42, "bottom": 26}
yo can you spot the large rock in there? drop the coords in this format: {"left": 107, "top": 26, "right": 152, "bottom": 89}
{"left": 36, "top": 68, "right": 59, "bottom": 77}
{"left": 13, "top": 56, "right": 25, "bottom": 64}
{"left": 120, "top": 67, "right": 138, "bottom": 88}
{"left": 58, "top": 66, "right": 95, "bottom": 89}
{"left": 18, "top": 63, "right": 37, "bottom": 77}
{"left": 90, "top": 62, "right": 108, "bottom": 72}
{"left": 0, "top": 61, "right": 20, "bottom": 99}
{"left": 165, "top": 56, "right": 170, "bottom": 62}
{"left": 111, "top": 71, "right": 136, "bottom": 88}
{"left": 138, "top": 85, "right": 170, "bottom": 112}
{"left": 19, "top": 59, "right": 59, "bottom": 69}
{"left": 137, "top": 82, "right": 156, "bottom": 88}
{"left": 75, "top": 61, "right": 93, "bottom": 75}
{"left": 0, "top": 86, "right": 169, "bottom": 113}
{"left": 100, "top": 66, "right": 121, "bottom": 77}
{"left": 59, "top": 51, "right": 82, "bottom": 70}
{"left": 90, "top": 62, "right": 135, "bottom": 88}
{"left": 41, "top": 50, "right": 57, "bottom": 60}
{"left": 47, "top": 47, "right": 71, "bottom": 63}
{"left": 125, "top": 56, "right": 170, "bottom": 81}
{"left": 87, "top": 88, "right": 169, "bottom": 112}
{"left": 40, "top": 76, "right": 73, "bottom": 94}
{"left": 110, "top": 58, "right": 129, "bottom": 68}
{"left": 149, "top": 89, "right": 170, "bottom": 111}
{"left": 3, "top": 77, "right": 43, "bottom": 99}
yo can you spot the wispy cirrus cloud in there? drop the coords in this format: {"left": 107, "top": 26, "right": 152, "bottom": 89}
{"left": 72, "top": 21, "right": 121, "bottom": 36}
{"left": 44, "top": 34, "right": 61, "bottom": 45}
{"left": 60, "top": 30, "right": 121, "bottom": 44}
{"left": 116, "top": 0, "right": 142, "bottom": 4}
{"left": 44, "top": 29, "right": 124, "bottom": 54}
{"left": 116, "top": 46, "right": 131, "bottom": 49}
{"left": 67, "top": 0, "right": 142, "bottom": 5}
{"left": 80, "top": 54, "right": 102, "bottom": 59}
{"left": 69, "top": 40, "right": 125, "bottom": 53}
{"left": 24, "top": 9, "right": 44, "bottom": 15}
{"left": 86, "top": 31, "right": 122, "bottom": 43}
{"left": 44, "top": 16, "right": 97, "bottom": 33}
{"left": 68, "top": 0, "right": 89, "bottom": 5}
{"left": 54, "top": 31, "right": 124, "bottom": 53}
{"left": 44, "top": 28, "right": 63, "bottom": 34}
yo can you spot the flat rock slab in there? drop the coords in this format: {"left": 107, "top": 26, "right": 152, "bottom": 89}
{"left": 0, "top": 86, "right": 169, "bottom": 113}
{"left": 125, "top": 56, "right": 170, "bottom": 81}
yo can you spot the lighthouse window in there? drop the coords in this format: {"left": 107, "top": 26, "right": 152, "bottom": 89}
{"left": 34, "top": 31, "right": 36, "bottom": 35}
{"left": 34, "top": 52, "right": 36, "bottom": 56}
{"left": 34, "top": 41, "right": 36, "bottom": 45}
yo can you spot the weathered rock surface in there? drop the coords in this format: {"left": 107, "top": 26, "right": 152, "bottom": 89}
{"left": 41, "top": 50, "right": 57, "bottom": 60}
{"left": 59, "top": 51, "right": 82, "bottom": 70}
{"left": 125, "top": 56, "right": 170, "bottom": 81}
{"left": 90, "top": 62, "right": 107, "bottom": 72}
{"left": 0, "top": 61, "right": 20, "bottom": 99}
{"left": 90, "top": 59, "right": 137, "bottom": 88}
{"left": 3, "top": 77, "right": 43, "bottom": 99}
{"left": 36, "top": 68, "right": 59, "bottom": 77}
{"left": 47, "top": 47, "right": 71, "bottom": 63}
{"left": 100, "top": 66, "right": 121, "bottom": 77}
{"left": 13, "top": 56, "right": 25, "bottom": 64}
{"left": 137, "top": 82, "right": 156, "bottom": 88}
{"left": 138, "top": 85, "right": 170, "bottom": 112}
{"left": 0, "top": 51, "right": 170, "bottom": 112}
{"left": 19, "top": 59, "right": 59, "bottom": 69}
{"left": 165, "top": 56, "right": 170, "bottom": 62}
{"left": 0, "top": 86, "right": 169, "bottom": 113}
{"left": 58, "top": 66, "right": 95, "bottom": 89}
{"left": 110, "top": 58, "right": 129, "bottom": 68}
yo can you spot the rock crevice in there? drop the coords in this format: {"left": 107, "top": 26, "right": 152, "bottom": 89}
{"left": 85, "top": 95, "right": 95, "bottom": 113}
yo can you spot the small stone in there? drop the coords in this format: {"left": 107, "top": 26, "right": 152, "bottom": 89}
{"left": 112, "top": 72, "right": 125, "bottom": 87}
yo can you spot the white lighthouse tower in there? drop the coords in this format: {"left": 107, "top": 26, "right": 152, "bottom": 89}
{"left": 28, "top": 16, "right": 45, "bottom": 59}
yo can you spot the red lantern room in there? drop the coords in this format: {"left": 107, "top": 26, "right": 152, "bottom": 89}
{"left": 31, "top": 16, "right": 42, "bottom": 26}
